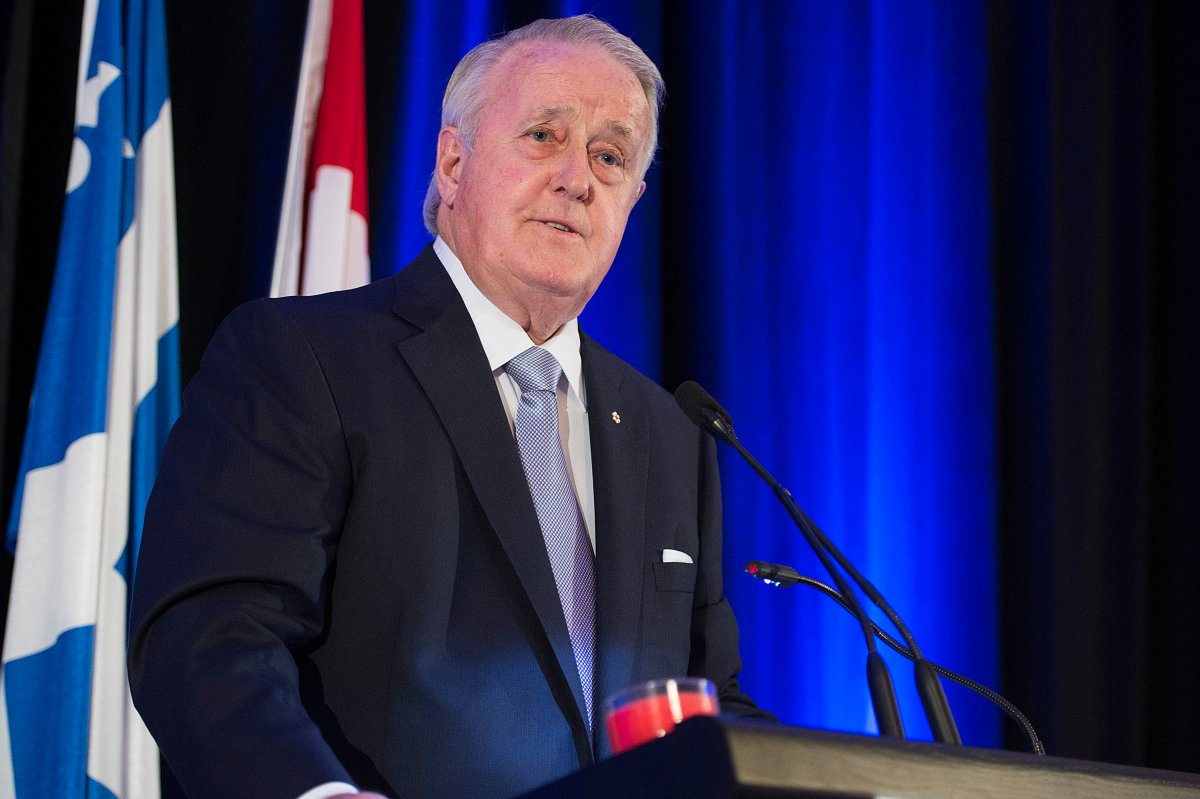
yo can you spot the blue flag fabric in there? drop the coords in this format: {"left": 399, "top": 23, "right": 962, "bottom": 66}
{"left": 0, "top": 0, "right": 179, "bottom": 795}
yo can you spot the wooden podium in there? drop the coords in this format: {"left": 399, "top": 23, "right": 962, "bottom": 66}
{"left": 519, "top": 717, "right": 1200, "bottom": 798}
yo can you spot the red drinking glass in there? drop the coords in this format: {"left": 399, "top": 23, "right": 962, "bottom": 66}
{"left": 603, "top": 677, "right": 718, "bottom": 755}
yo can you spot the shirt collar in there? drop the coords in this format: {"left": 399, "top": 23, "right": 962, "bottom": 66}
{"left": 433, "top": 237, "right": 585, "bottom": 404}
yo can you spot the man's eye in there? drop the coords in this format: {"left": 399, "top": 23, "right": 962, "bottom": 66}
{"left": 529, "top": 130, "right": 550, "bottom": 142}
{"left": 597, "top": 152, "right": 622, "bottom": 167}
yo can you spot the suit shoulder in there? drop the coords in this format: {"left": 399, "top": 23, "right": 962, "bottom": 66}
{"left": 221, "top": 246, "right": 446, "bottom": 339}
{"left": 244, "top": 275, "right": 397, "bottom": 322}
{"left": 580, "top": 335, "right": 660, "bottom": 391}
{"left": 212, "top": 277, "right": 407, "bottom": 357}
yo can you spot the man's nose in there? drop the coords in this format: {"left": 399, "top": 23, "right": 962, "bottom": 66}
{"left": 553, "top": 145, "right": 591, "bottom": 201}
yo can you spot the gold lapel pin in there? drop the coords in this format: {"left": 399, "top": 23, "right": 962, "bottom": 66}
{"left": 611, "top": 411, "right": 621, "bottom": 424}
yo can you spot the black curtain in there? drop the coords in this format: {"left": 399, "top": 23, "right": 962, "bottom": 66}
{"left": 165, "top": 3, "right": 307, "bottom": 384}
{"left": 991, "top": 0, "right": 1200, "bottom": 771}
{"left": 0, "top": 0, "right": 81, "bottom": 622}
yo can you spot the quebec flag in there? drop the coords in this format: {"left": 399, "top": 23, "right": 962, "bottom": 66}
{"left": 0, "top": 0, "right": 178, "bottom": 795}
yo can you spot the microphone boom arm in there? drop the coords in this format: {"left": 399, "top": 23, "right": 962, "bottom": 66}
{"left": 705, "top": 407, "right": 907, "bottom": 739}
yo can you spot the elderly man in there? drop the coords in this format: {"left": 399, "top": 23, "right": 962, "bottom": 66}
{"left": 129, "top": 15, "right": 768, "bottom": 799}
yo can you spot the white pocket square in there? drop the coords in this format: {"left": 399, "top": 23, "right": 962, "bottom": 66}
{"left": 661, "top": 548, "right": 694, "bottom": 564}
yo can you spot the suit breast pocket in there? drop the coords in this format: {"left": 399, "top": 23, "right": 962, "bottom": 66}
{"left": 652, "top": 561, "right": 697, "bottom": 593}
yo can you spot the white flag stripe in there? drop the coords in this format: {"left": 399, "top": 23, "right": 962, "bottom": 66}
{"left": 2, "top": 434, "right": 108, "bottom": 662}
{"left": 87, "top": 125, "right": 143, "bottom": 793}
{"left": 345, "top": 210, "right": 369, "bottom": 291}
{"left": 0, "top": 673, "right": 12, "bottom": 796}
{"left": 74, "top": 0, "right": 102, "bottom": 123}
{"left": 301, "top": 165, "right": 369, "bottom": 295}
{"left": 130, "top": 103, "right": 178, "bottom": 405}
{"left": 271, "top": 0, "right": 334, "bottom": 298}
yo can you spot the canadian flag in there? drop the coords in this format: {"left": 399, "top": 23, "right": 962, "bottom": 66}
{"left": 271, "top": 0, "right": 369, "bottom": 297}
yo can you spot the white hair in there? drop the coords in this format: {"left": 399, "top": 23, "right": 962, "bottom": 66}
{"left": 422, "top": 14, "right": 665, "bottom": 237}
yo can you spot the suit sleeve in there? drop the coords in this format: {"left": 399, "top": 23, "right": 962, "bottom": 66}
{"left": 687, "top": 432, "right": 777, "bottom": 721}
{"left": 128, "top": 300, "right": 356, "bottom": 798}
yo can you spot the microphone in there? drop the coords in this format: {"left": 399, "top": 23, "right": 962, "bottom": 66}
{"left": 675, "top": 381, "right": 905, "bottom": 739}
{"left": 745, "top": 559, "right": 802, "bottom": 587}
{"left": 673, "top": 380, "right": 734, "bottom": 439}
{"left": 675, "top": 380, "right": 963, "bottom": 745}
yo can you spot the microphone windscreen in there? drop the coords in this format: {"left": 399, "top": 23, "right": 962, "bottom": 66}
{"left": 673, "top": 380, "right": 733, "bottom": 430}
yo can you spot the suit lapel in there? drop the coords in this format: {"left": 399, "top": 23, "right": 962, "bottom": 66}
{"left": 390, "top": 250, "right": 591, "bottom": 739}
{"left": 583, "top": 334, "right": 648, "bottom": 744}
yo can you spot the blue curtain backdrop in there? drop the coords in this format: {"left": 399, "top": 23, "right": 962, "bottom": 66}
{"left": 363, "top": 0, "right": 999, "bottom": 745}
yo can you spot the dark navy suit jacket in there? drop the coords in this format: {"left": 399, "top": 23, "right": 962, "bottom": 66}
{"left": 128, "top": 247, "right": 764, "bottom": 798}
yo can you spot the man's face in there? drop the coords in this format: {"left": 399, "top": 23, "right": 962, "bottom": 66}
{"left": 436, "top": 41, "right": 652, "bottom": 331}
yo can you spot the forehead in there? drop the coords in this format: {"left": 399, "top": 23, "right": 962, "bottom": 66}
{"left": 481, "top": 41, "right": 651, "bottom": 135}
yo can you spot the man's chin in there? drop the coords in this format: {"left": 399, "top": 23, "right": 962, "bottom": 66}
{"left": 518, "top": 259, "right": 605, "bottom": 301}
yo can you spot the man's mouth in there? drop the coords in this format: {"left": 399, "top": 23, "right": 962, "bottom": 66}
{"left": 543, "top": 221, "right": 574, "bottom": 233}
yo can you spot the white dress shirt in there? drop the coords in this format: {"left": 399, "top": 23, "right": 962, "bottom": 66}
{"left": 433, "top": 236, "right": 596, "bottom": 550}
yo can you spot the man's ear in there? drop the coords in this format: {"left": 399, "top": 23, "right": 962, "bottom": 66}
{"left": 435, "top": 126, "right": 464, "bottom": 207}
{"left": 633, "top": 180, "right": 646, "bottom": 206}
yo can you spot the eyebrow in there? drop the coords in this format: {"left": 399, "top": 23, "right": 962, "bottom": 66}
{"left": 604, "top": 120, "right": 636, "bottom": 144}
{"left": 526, "top": 104, "right": 573, "bottom": 124}
{"left": 524, "top": 105, "right": 636, "bottom": 145}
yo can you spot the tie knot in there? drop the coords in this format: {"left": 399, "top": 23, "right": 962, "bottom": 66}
{"left": 506, "top": 346, "right": 562, "bottom": 394}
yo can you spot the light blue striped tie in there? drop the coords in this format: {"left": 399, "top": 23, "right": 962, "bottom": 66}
{"left": 506, "top": 346, "right": 596, "bottom": 729}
